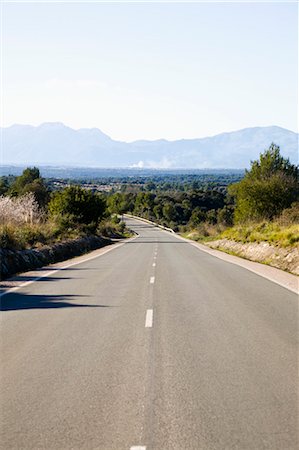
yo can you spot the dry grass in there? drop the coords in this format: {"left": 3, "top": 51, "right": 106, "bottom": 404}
{"left": 222, "top": 204, "right": 299, "bottom": 247}
{"left": 222, "top": 222, "right": 299, "bottom": 247}
{"left": 0, "top": 222, "right": 83, "bottom": 250}
{"left": 182, "top": 203, "right": 299, "bottom": 248}
{"left": 181, "top": 223, "right": 226, "bottom": 242}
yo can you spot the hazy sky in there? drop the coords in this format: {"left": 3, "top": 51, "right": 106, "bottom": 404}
{"left": 1, "top": 1, "right": 298, "bottom": 141}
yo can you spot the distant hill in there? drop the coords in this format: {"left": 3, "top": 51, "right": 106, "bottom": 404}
{"left": 1, "top": 123, "right": 297, "bottom": 169}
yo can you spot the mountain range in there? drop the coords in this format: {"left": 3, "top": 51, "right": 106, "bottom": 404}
{"left": 1, "top": 123, "right": 298, "bottom": 169}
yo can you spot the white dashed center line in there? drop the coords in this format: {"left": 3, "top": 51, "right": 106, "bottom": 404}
{"left": 145, "top": 309, "right": 153, "bottom": 328}
{"left": 130, "top": 447, "right": 146, "bottom": 450}
{"left": 152, "top": 262, "right": 156, "bottom": 267}
{"left": 150, "top": 276, "right": 155, "bottom": 284}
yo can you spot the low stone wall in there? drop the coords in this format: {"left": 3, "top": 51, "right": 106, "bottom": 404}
{"left": 205, "top": 239, "right": 299, "bottom": 276}
{"left": 0, "top": 236, "right": 113, "bottom": 280}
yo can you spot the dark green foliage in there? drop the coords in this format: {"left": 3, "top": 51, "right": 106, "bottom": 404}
{"left": 217, "top": 206, "right": 234, "bottom": 226}
{"left": 45, "top": 171, "right": 243, "bottom": 195}
{"left": 9, "top": 167, "right": 49, "bottom": 207}
{"left": 107, "top": 192, "right": 134, "bottom": 215}
{"left": 107, "top": 187, "right": 227, "bottom": 229}
{"left": 205, "top": 209, "right": 217, "bottom": 225}
{"left": 277, "top": 202, "right": 299, "bottom": 224}
{"left": 229, "top": 144, "right": 298, "bottom": 222}
{"left": 48, "top": 186, "right": 106, "bottom": 231}
{"left": 162, "top": 203, "right": 177, "bottom": 222}
{"left": 0, "top": 178, "right": 10, "bottom": 195}
{"left": 189, "top": 207, "right": 207, "bottom": 226}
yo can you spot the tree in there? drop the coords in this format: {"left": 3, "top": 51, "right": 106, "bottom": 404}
{"left": 0, "top": 192, "right": 41, "bottom": 225}
{"left": 48, "top": 186, "right": 106, "bottom": 227}
{"left": 189, "top": 207, "right": 206, "bottom": 226}
{"left": 0, "top": 178, "right": 9, "bottom": 196}
{"left": 217, "top": 206, "right": 234, "bottom": 226}
{"left": 162, "top": 202, "right": 177, "bottom": 222}
{"left": 9, "top": 167, "right": 49, "bottom": 207}
{"left": 107, "top": 193, "right": 125, "bottom": 215}
{"left": 107, "top": 192, "right": 135, "bottom": 216}
{"left": 229, "top": 144, "right": 298, "bottom": 222}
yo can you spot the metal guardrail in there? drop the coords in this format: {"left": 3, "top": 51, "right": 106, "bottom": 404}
{"left": 124, "top": 214, "right": 175, "bottom": 233}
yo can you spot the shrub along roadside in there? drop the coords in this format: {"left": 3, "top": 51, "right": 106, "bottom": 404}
{"left": 181, "top": 146, "right": 298, "bottom": 252}
{"left": 0, "top": 184, "right": 131, "bottom": 251}
{"left": 182, "top": 204, "right": 299, "bottom": 248}
{"left": 221, "top": 222, "right": 299, "bottom": 248}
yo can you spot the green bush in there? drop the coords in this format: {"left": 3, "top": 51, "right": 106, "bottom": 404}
{"left": 97, "top": 219, "right": 128, "bottom": 238}
{"left": 277, "top": 202, "right": 299, "bottom": 225}
{"left": 0, "top": 225, "right": 19, "bottom": 249}
{"left": 229, "top": 144, "right": 298, "bottom": 223}
{"left": 9, "top": 167, "right": 49, "bottom": 207}
{"left": 0, "top": 223, "right": 54, "bottom": 250}
{"left": 222, "top": 221, "right": 299, "bottom": 247}
{"left": 48, "top": 186, "right": 106, "bottom": 227}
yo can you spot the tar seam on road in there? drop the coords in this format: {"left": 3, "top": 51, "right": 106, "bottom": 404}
{"left": 145, "top": 309, "right": 153, "bottom": 328}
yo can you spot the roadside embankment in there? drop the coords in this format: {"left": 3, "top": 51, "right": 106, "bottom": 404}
{"left": 204, "top": 239, "right": 299, "bottom": 276}
{"left": 0, "top": 235, "right": 113, "bottom": 280}
{"left": 125, "top": 215, "right": 298, "bottom": 290}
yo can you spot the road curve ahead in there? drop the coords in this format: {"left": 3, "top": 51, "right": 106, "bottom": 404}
{"left": 1, "top": 217, "right": 298, "bottom": 450}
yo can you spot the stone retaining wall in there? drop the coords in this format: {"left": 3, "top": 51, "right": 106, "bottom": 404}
{"left": 205, "top": 239, "right": 299, "bottom": 276}
{"left": 0, "top": 236, "right": 112, "bottom": 280}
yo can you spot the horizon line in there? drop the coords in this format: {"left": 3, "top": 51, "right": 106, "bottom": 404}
{"left": 1, "top": 122, "right": 297, "bottom": 144}
{"left": 1, "top": 163, "right": 246, "bottom": 171}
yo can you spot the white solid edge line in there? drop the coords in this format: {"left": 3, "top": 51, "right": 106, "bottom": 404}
{"left": 145, "top": 309, "right": 153, "bottom": 328}
{"left": 174, "top": 231, "right": 299, "bottom": 294}
{"left": 150, "top": 276, "right": 155, "bottom": 284}
{"left": 0, "top": 236, "right": 138, "bottom": 298}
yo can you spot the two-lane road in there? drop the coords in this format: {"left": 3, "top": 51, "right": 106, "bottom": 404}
{"left": 1, "top": 218, "right": 298, "bottom": 449}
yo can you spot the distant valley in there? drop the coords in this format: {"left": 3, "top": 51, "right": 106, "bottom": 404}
{"left": 2, "top": 123, "right": 297, "bottom": 169}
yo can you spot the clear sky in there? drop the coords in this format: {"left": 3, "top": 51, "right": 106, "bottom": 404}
{"left": 1, "top": 1, "right": 298, "bottom": 141}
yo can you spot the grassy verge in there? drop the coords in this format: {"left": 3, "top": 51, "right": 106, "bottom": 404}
{"left": 98, "top": 219, "right": 134, "bottom": 239}
{"left": 221, "top": 222, "right": 299, "bottom": 247}
{"left": 182, "top": 221, "right": 299, "bottom": 274}
{"left": 0, "top": 222, "right": 65, "bottom": 250}
{"left": 181, "top": 223, "right": 225, "bottom": 242}
{"left": 0, "top": 219, "right": 131, "bottom": 251}
{"left": 182, "top": 219, "right": 299, "bottom": 248}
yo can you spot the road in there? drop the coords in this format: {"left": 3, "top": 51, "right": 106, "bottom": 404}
{"left": 1, "top": 217, "right": 298, "bottom": 449}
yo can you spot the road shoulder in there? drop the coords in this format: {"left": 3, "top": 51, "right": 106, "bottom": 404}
{"left": 126, "top": 215, "right": 298, "bottom": 294}
{"left": 0, "top": 235, "right": 137, "bottom": 297}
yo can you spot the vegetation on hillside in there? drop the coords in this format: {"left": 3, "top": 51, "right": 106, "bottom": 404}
{"left": 0, "top": 144, "right": 298, "bottom": 255}
{"left": 0, "top": 169, "right": 129, "bottom": 250}
{"left": 228, "top": 144, "right": 298, "bottom": 222}
{"left": 104, "top": 144, "right": 298, "bottom": 247}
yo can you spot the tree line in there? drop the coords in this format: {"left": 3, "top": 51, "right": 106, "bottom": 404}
{"left": 107, "top": 144, "right": 298, "bottom": 230}
{"left": 1, "top": 143, "right": 298, "bottom": 248}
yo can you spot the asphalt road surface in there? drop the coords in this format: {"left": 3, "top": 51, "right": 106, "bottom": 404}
{"left": 1, "top": 218, "right": 298, "bottom": 450}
